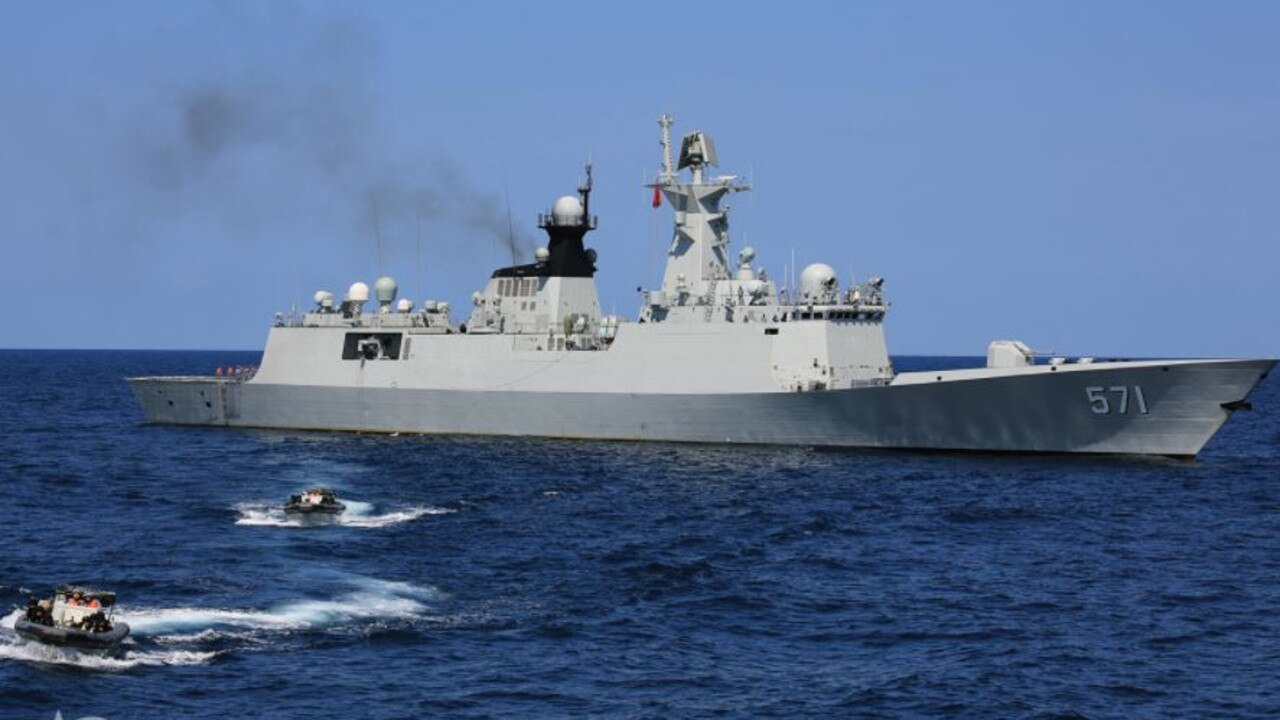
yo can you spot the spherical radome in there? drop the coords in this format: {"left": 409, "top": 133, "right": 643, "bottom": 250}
{"left": 374, "top": 276, "right": 398, "bottom": 303}
{"left": 552, "top": 195, "right": 583, "bottom": 224}
{"left": 347, "top": 282, "right": 370, "bottom": 302}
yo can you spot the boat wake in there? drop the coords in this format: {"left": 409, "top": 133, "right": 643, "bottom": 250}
{"left": 0, "top": 579, "right": 438, "bottom": 671}
{"left": 0, "top": 610, "right": 217, "bottom": 670}
{"left": 123, "top": 577, "right": 438, "bottom": 642}
{"left": 234, "top": 500, "right": 452, "bottom": 528}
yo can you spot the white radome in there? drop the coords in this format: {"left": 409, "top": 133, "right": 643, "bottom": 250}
{"left": 799, "top": 263, "right": 837, "bottom": 302}
{"left": 552, "top": 196, "right": 584, "bottom": 224}
{"left": 346, "top": 282, "right": 370, "bottom": 303}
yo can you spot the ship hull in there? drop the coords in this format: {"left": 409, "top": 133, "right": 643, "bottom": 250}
{"left": 129, "top": 359, "right": 1273, "bottom": 458}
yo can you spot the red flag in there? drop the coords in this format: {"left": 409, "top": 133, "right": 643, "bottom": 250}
{"left": 651, "top": 184, "right": 662, "bottom": 208}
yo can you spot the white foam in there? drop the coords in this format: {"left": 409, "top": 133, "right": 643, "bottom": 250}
{"left": 0, "top": 641, "right": 217, "bottom": 670}
{"left": 339, "top": 505, "right": 453, "bottom": 528}
{"left": 122, "top": 580, "right": 433, "bottom": 638}
{"left": 0, "top": 578, "right": 436, "bottom": 670}
{"left": 342, "top": 500, "right": 375, "bottom": 515}
{"left": 233, "top": 504, "right": 296, "bottom": 527}
{"left": 234, "top": 501, "right": 452, "bottom": 529}
{"left": 1, "top": 611, "right": 218, "bottom": 670}
{"left": 151, "top": 627, "right": 266, "bottom": 644}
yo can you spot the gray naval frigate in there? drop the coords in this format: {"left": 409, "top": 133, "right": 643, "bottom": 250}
{"left": 129, "top": 115, "right": 1274, "bottom": 458}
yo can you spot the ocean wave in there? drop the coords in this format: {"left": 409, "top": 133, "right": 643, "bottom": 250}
{"left": 123, "top": 578, "right": 436, "bottom": 639}
{"left": 234, "top": 500, "right": 452, "bottom": 528}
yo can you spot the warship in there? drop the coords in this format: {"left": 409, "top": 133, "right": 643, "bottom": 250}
{"left": 129, "top": 115, "right": 1273, "bottom": 458}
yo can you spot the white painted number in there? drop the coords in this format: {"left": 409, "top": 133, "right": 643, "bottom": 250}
{"left": 1110, "top": 386, "right": 1128, "bottom": 414}
{"left": 1086, "top": 387, "right": 1109, "bottom": 414}
{"left": 1086, "top": 386, "right": 1149, "bottom": 415}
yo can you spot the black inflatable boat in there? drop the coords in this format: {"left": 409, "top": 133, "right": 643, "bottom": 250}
{"left": 15, "top": 586, "right": 130, "bottom": 651}
{"left": 284, "top": 487, "right": 346, "bottom": 515}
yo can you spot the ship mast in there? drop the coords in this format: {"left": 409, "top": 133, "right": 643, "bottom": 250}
{"left": 659, "top": 113, "right": 675, "bottom": 184}
{"left": 653, "top": 115, "right": 749, "bottom": 302}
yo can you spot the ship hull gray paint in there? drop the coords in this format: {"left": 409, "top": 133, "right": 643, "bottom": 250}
{"left": 129, "top": 359, "right": 1273, "bottom": 457}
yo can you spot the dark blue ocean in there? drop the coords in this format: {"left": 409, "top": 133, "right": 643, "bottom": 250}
{"left": 1, "top": 350, "right": 1277, "bottom": 719}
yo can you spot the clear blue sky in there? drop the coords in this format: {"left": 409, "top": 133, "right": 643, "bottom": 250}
{"left": 1, "top": 1, "right": 1276, "bottom": 357}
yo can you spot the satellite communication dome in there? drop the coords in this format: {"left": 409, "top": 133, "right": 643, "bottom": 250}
{"left": 799, "top": 263, "right": 838, "bottom": 302}
{"left": 347, "top": 282, "right": 370, "bottom": 303}
{"left": 535, "top": 247, "right": 550, "bottom": 263}
{"left": 374, "top": 276, "right": 398, "bottom": 304}
{"left": 313, "top": 290, "right": 335, "bottom": 308}
{"left": 396, "top": 298, "right": 413, "bottom": 313}
{"left": 552, "top": 195, "right": 584, "bottom": 225}
{"left": 739, "top": 246, "right": 756, "bottom": 265}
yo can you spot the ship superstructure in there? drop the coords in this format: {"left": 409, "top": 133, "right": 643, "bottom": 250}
{"left": 129, "top": 116, "right": 1273, "bottom": 458}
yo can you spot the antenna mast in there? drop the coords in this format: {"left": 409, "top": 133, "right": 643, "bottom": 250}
{"left": 658, "top": 113, "right": 675, "bottom": 183}
{"left": 578, "top": 162, "right": 594, "bottom": 220}
{"left": 372, "top": 195, "right": 384, "bottom": 275}
{"left": 416, "top": 213, "right": 423, "bottom": 302}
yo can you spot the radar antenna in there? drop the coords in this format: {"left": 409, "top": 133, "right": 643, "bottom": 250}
{"left": 578, "top": 162, "right": 593, "bottom": 222}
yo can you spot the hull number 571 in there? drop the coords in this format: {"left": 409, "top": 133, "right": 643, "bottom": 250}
{"left": 1086, "top": 386, "right": 1149, "bottom": 415}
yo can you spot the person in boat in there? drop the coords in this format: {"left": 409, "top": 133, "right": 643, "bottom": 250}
{"left": 27, "top": 598, "right": 52, "bottom": 626}
{"left": 83, "top": 611, "right": 111, "bottom": 633}
{"left": 17, "top": 587, "right": 129, "bottom": 648}
{"left": 36, "top": 598, "right": 52, "bottom": 625}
